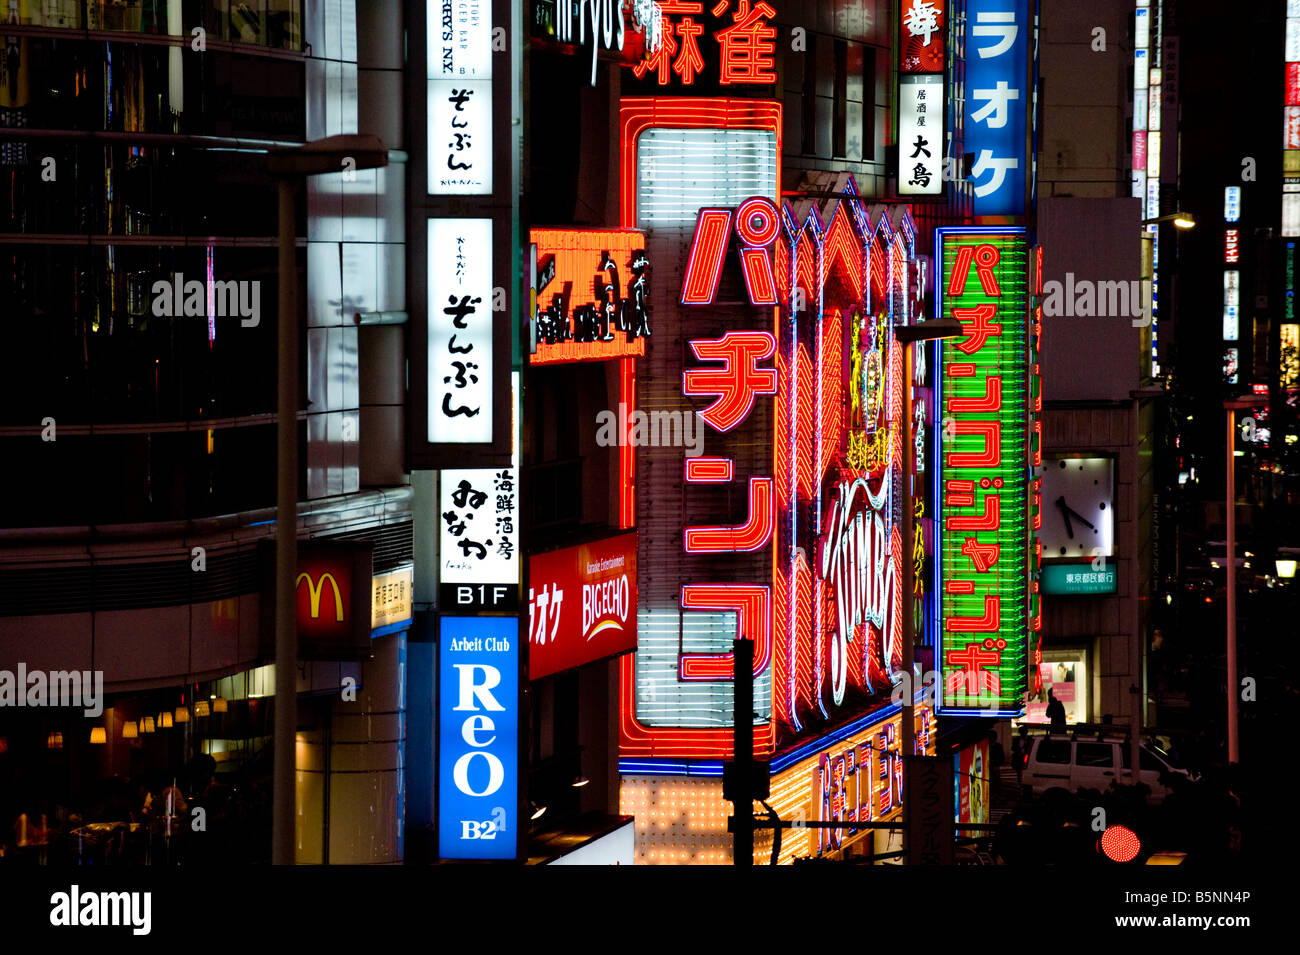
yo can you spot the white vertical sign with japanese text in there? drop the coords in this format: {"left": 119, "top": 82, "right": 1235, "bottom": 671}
{"left": 439, "top": 468, "right": 519, "bottom": 608}
{"left": 429, "top": 218, "right": 493, "bottom": 443}
{"left": 898, "top": 74, "right": 943, "bottom": 196}
{"left": 428, "top": 0, "right": 493, "bottom": 194}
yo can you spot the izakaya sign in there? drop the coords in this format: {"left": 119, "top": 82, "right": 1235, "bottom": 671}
{"left": 936, "top": 228, "right": 1031, "bottom": 715}
{"left": 528, "top": 532, "right": 639, "bottom": 679}
{"left": 439, "top": 615, "right": 518, "bottom": 860}
{"left": 439, "top": 467, "right": 519, "bottom": 610}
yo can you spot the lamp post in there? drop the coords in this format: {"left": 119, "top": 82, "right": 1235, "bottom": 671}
{"left": 266, "top": 134, "right": 387, "bottom": 865}
{"left": 893, "top": 317, "right": 964, "bottom": 857}
{"left": 1222, "top": 394, "right": 1260, "bottom": 766}
{"left": 1141, "top": 212, "right": 1196, "bottom": 229}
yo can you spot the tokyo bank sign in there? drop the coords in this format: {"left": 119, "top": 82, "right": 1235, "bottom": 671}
{"left": 439, "top": 616, "right": 518, "bottom": 860}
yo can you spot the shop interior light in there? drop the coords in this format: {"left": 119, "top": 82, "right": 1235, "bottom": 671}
{"left": 89, "top": 727, "right": 107, "bottom": 745}
{"left": 572, "top": 776, "right": 591, "bottom": 788}
{"left": 194, "top": 701, "right": 210, "bottom": 717}
{"left": 141, "top": 716, "right": 156, "bottom": 734}
{"left": 160, "top": 711, "right": 173, "bottom": 729}
{"left": 530, "top": 802, "right": 547, "bottom": 821}
{"left": 122, "top": 720, "right": 139, "bottom": 739}
{"left": 1277, "top": 559, "right": 1298, "bottom": 579}
{"left": 212, "top": 697, "right": 228, "bottom": 713}
{"left": 174, "top": 705, "right": 190, "bottom": 723}
{"left": 47, "top": 731, "right": 63, "bottom": 749}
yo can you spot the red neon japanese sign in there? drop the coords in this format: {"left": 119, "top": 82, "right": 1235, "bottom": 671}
{"left": 617, "top": 97, "right": 782, "bottom": 760}
{"left": 633, "top": 1, "right": 778, "bottom": 87}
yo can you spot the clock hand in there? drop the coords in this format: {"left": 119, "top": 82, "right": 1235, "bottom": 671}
{"left": 1055, "top": 497, "right": 1074, "bottom": 540}
{"left": 1063, "top": 505, "right": 1098, "bottom": 533}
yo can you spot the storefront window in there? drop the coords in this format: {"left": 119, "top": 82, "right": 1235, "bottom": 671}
{"left": 1022, "top": 650, "right": 1089, "bottom": 724}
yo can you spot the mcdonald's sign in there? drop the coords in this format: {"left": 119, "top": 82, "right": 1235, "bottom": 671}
{"left": 297, "top": 572, "right": 345, "bottom": 622}
{"left": 260, "top": 541, "right": 374, "bottom": 659}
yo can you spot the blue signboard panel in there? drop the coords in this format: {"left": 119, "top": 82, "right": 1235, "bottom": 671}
{"left": 965, "top": 0, "right": 1030, "bottom": 215}
{"left": 438, "top": 615, "right": 518, "bottom": 860}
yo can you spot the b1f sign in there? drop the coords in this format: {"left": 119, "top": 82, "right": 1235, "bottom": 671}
{"left": 439, "top": 616, "right": 518, "bottom": 860}
{"left": 439, "top": 467, "right": 519, "bottom": 610}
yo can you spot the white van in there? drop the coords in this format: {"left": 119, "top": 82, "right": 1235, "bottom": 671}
{"left": 1023, "top": 734, "right": 1192, "bottom": 803}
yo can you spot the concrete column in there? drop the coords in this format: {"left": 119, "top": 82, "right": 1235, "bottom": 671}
{"left": 328, "top": 632, "right": 407, "bottom": 863}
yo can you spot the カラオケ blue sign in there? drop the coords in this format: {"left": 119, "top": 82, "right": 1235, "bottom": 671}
{"left": 965, "top": 0, "right": 1030, "bottom": 215}
{"left": 438, "top": 615, "right": 518, "bottom": 860}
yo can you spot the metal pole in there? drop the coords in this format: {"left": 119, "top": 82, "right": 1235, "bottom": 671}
{"left": 900, "top": 340, "right": 916, "bottom": 852}
{"left": 732, "top": 637, "right": 754, "bottom": 866}
{"left": 1130, "top": 405, "right": 1143, "bottom": 784}
{"left": 273, "top": 176, "right": 299, "bottom": 865}
{"left": 1226, "top": 407, "right": 1239, "bottom": 764}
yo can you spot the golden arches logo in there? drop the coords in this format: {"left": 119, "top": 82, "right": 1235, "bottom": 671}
{"left": 296, "top": 572, "right": 344, "bottom": 621}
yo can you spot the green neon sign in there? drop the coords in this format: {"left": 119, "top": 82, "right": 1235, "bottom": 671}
{"left": 937, "top": 230, "right": 1030, "bottom": 715}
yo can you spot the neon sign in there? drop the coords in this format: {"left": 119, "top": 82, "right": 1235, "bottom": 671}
{"left": 936, "top": 229, "right": 1031, "bottom": 716}
{"left": 631, "top": 0, "right": 777, "bottom": 87}
{"left": 818, "top": 477, "right": 897, "bottom": 707}
{"left": 529, "top": 228, "right": 650, "bottom": 365}
{"left": 617, "top": 97, "right": 781, "bottom": 761}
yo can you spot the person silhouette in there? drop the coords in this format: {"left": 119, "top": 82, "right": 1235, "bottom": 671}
{"left": 1046, "top": 689, "right": 1067, "bottom": 733}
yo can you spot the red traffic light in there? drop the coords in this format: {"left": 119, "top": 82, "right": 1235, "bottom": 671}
{"left": 1099, "top": 824, "right": 1142, "bottom": 862}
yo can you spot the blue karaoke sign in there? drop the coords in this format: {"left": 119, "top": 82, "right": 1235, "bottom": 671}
{"left": 438, "top": 615, "right": 518, "bottom": 860}
{"left": 964, "top": 0, "right": 1031, "bottom": 216}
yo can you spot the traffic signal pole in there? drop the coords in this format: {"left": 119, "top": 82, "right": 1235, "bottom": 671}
{"left": 729, "top": 637, "right": 754, "bottom": 866}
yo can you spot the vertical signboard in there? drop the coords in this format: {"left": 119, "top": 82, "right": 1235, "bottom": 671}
{"left": 899, "top": 75, "right": 944, "bottom": 196}
{"left": 439, "top": 616, "right": 518, "bottom": 859}
{"left": 429, "top": 219, "right": 494, "bottom": 443}
{"left": 412, "top": 0, "right": 512, "bottom": 471}
{"left": 427, "top": 0, "right": 493, "bottom": 194}
{"left": 936, "top": 228, "right": 1030, "bottom": 716}
{"left": 439, "top": 466, "right": 519, "bottom": 610}
{"left": 905, "top": 755, "right": 954, "bottom": 865}
{"left": 900, "top": 0, "right": 945, "bottom": 73}
{"left": 964, "top": 0, "right": 1030, "bottom": 216}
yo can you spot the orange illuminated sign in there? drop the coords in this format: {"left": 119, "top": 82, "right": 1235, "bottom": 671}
{"left": 530, "top": 228, "right": 649, "bottom": 365}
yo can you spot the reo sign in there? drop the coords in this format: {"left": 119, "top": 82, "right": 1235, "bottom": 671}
{"left": 439, "top": 615, "right": 518, "bottom": 860}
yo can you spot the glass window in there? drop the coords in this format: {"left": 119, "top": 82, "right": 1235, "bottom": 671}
{"left": 1120, "top": 746, "right": 1167, "bottom": 772}
{"left": 1075, "top": 742, "right": 1114, "bottom": 768}
{"left": 1035, "top": 739, "right": 1072, "bottom": 764}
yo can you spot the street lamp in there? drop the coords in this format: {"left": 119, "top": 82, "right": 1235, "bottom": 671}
{"left": 893, "top": 317, "right": 965, "bottom": 858}
{"left": 266, "top": 134, "right": 387, "bottom": 866}
{"left": 1223, "top": 394, "right": 1262, "bottom": 767}
{"left": 1141, "top": 212, "right": 1196, "bottom": 229}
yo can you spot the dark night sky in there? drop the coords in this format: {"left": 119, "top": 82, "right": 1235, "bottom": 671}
{"left": 1168, "top": 0, "right": 1282, "bottom": 504}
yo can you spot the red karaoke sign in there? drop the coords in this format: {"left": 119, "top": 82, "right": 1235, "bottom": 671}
{"left": 529, "top": 532, "right": 639, "bottom": 680}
